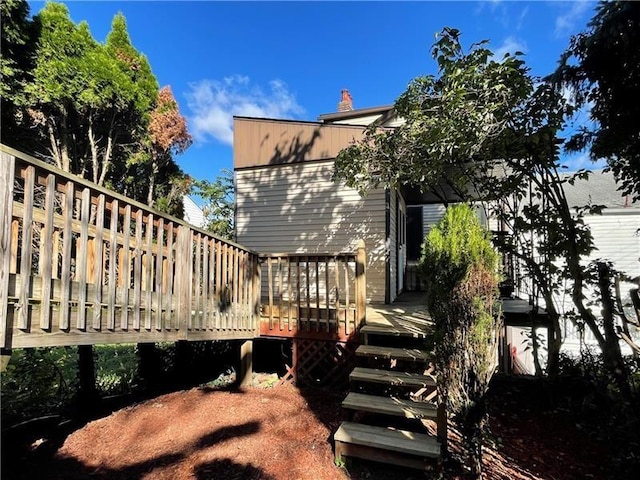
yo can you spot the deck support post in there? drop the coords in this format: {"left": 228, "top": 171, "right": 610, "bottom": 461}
{"left": 238, "top": 339, "right": 253, "bottom": 387}
{"left": 137, "top": 343, "right": 159, "bottom": 392}
{"left": 77, "top": 345, "right": 97, "bottom": 407}
{"left": 175, "top": 340, "right": 192, "bottom": 387}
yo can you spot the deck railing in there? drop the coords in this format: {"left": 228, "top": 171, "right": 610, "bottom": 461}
{"left": 259, "top": 241, "right": 366, "bottom": 341}
{"left": 0, "top": 145, "right": 260, "bottom": 349}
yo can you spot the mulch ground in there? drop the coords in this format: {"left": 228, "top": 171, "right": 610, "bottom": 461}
{"left": 1, "top": 376, "right": 620, "bottom": 480}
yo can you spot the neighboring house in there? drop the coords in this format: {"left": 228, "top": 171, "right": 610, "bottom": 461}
{"left": 560, "top": 170, "right": 640, "bottom": 354}
{"left": 182, "top": 195, "right": 206, "bottom": 229}
{"left": 234, "top": 91, "right": 412, "bottom": 304}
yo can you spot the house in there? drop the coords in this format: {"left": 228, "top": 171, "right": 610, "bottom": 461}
{"left": 233, "top": 90, "right": 411, "bottom": 304}
{"left": 560, "top": 170, "right": 640, "bottom": 355}
{"left": 182, "top": 195, "right": 207, "bottom": 229}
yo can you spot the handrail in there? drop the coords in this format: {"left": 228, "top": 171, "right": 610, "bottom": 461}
{"left": 259, "top": 240, "right": 366, "bottom": 340}
{"left": 0, "top": 145, "right": 367, "bottom": 351}
{"left": 0, "top": 144, "right": 258, "bottom": 255}
{"left": 0, "top": 147, "right": 260, "bottom": 349}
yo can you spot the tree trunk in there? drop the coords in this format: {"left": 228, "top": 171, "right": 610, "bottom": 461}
{"left": 462, "top": 399, "right": 486, "bottom": 479}
{"left": 147, "top": 160, "right": 157, "bottom": 207}
{"left": 597, "top": 262, "right": 634, "bottom": 406}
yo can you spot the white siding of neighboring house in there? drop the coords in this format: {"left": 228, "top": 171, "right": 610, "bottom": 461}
{"left": 422, "top": 204, "right": 447, "bottom": 238}
{"left": 183, "top": 196, "right": 206, "bottom": 229}
{"left": 330, "top": 114, "right": 385, "bottom": 126}
{"left": 562, "top": 209, "right": 640, "bottom": 353}
{"left": 235, "top": 160, "right": 388, "bottom": 303}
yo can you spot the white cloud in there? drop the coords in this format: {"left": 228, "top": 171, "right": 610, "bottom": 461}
{"left": 516, "top": 6, "right": 529, "bottom": 31}
{"left": 185, "top": 75, "right": 305, "bottom": 145}
{"left": 554, "top": 1, "right": 593, "bottom": 38}
{"left": 492, "top": 36, "right": 527, "bottom": 60}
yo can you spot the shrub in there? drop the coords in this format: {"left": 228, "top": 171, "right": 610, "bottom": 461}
{"left": 420, "top": 203, "right": 502, "bottom": 477}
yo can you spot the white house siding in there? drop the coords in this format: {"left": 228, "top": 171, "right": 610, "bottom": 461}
{"left": 330, "top": 114, "right": 385, "bottom": 126}
{"left": 235, "top": 160, "right": 388, "bottom": 303}
{"left": 562, "top": 209, "right": 640, "bottom": 354}
{"left": 422, "top": 204, "right": 447, "bottom": 238}
{"left": 182, "top": 195, "right": 206, "bottom": 229}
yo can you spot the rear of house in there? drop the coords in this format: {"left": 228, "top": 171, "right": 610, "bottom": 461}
{"left": 233, "top": 97, "right": 408, "bottom": 304}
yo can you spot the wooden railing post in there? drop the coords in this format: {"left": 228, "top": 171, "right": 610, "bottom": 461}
{"left": 355, "top": 240, "right": 366, "bottom": 331}
{"left": 0, "top": 153, "right": 15, "bottom": 357}
{"left": 252, "top": 256, "right": 261, "bottom": 335}
{"left": 175, "top": 225, "right": 192, "bottom": 340}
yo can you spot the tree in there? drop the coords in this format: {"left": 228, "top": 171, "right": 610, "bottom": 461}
{"left": 421, "top": 204, "right": 501, "bottom": 477}
{"left": 21, "top": 4, "right": 159, "bottom": 189}
{"left": 6, "top": 2, "right": 192, "bottom": 217}
{"left": 147, "top": 86, "right": 192, "bottom": 206}
{"left": 193, "top": 170, "right": 235, "bottom": 240}
{"left": 0, "top": 0, "right": 37, "bottom": 149}
{"left": 334, "top": 28, "right": 634, "bottom": 397}
{"left": 555, "top": 1, "right": 640, "bottom": 200}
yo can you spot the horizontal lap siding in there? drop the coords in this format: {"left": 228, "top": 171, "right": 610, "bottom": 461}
{"left": 585, "top": 212, "right": 640, "bottom": 279}
{"left": 236, "top": 160, "right": 387, "bottom": 302}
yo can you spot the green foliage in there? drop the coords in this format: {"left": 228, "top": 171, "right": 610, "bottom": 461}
{"left": 422, "top": 203, "right": 499, "bottom": 292}
{"left": 193, "top": 169, "right": 235, "bottom": 239}
{"left": 2, "top": 2, "right": 191, "bottom": 215}
{"left": 94, "top": 345, "right": 138, "bottom": 395}
{"left": 555, "top": 1, "right": 640, "bottom": 201}
{"left": 421, "top": 203, "right": 501, "bottom": 476}
{"left": 1, "top": 347, "right": 78, "bottom": 424}
{"left": 334, "top": 27, "right": 631, "bottom": 383}
{"left": 0, "top": 0, "right": 37, "bottom": 149}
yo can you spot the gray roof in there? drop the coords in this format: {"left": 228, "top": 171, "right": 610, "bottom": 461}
{"left": 563, "top": 170, "right": 638, "bottom": 210}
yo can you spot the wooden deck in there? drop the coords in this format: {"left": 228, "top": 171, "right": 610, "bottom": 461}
{"left": 364, "top": 292, "right": 433, "bottom": 340}
{"left": 0, "top": 145, "right": 368, "bottom": 355}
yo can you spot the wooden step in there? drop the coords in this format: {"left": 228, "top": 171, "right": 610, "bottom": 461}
{"left": 350, "top": 367, "right": 436, "bottom": 389}
{"left": 334, "top": 421, "right": 440, "bottom": 458}
{"left": 356, "top": 345, "right": 428, "bottom": 363}
{"left": 361, "top": 324, "right": 427, "bottom": 339}
{"left": 342, "top": 392, "right": 437, "bottom": 419}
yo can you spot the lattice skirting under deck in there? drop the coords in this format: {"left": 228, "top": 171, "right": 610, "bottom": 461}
{"left": 280, "top": 338, "right": 359, "bottom": 390}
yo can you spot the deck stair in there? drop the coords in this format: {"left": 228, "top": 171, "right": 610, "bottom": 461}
{"left": 334, "top": 303, "right": 445, "bottom": 471}
{"left": 350, "top": 367, "right": 436, "bottom": 389}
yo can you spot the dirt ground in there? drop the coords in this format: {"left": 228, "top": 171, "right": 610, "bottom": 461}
{"left": 2, "top": 376, "right": 617, "bottom": 480}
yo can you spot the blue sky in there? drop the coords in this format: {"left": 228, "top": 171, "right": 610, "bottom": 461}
{"left": 28, "top": 1, "right": 598, "bottom": 183}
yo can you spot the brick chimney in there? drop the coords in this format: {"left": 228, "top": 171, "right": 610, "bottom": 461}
{"left": 337, "top": 89, "right": 353, "bottom": 112}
